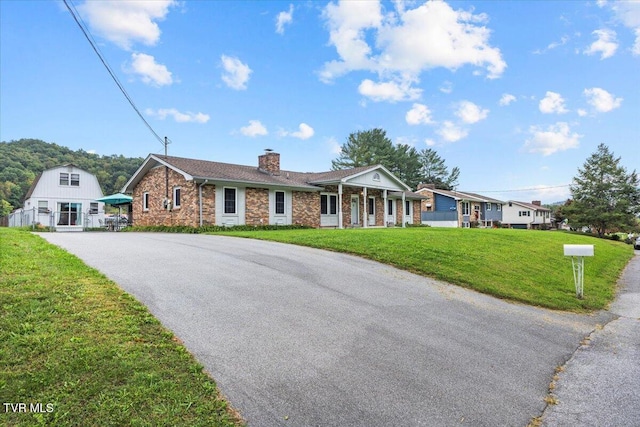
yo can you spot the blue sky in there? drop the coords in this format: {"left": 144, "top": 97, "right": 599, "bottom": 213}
{"left": 1, "top": 0, "right": 638, "bottom": 203}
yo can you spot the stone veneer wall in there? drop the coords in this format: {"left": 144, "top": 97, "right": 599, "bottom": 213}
{"left": 245, "top": 187, "right": 269, "bottom": 226}
{"left": 133, "top": 166, "right": 216, "bottom": 227}
{"left": 292, "top": 191, "right": 320, "bottom": 227}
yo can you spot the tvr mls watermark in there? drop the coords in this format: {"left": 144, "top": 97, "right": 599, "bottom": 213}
{"left": 3, "top": 403, "right": 55, "bottom": 413}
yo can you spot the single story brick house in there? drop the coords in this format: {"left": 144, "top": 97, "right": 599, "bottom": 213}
{"left": 122, "top": 151, "right": 424, "bottom": 228}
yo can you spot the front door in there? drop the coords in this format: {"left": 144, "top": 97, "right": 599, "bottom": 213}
{"left": 351, "top": 195, "right": 359, "bottom": 225}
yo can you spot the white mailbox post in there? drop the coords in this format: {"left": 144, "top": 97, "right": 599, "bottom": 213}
{"left": 563, "top": 244, "right": 594, "bottom": 299}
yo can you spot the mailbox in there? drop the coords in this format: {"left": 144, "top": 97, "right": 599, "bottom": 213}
{"left": 563, "top": 244, "right": 594, "bottom": 299}
{"left": 563, "top": 245, "right": 594, "bottom": 257}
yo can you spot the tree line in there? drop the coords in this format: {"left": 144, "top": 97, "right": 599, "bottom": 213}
{"left": 333, "top": 130, "right": 639, "bottom": 236}
{"left": 0, "top": 139, "right": 144, "bottom": 216}
{"left": 332, "top": 128, "right": 459, "bottom": 190}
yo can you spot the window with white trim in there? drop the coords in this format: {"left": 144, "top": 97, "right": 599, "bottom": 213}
{"left": 173, "top": 187, "right": 181, "bottom": 209}
{"left": 38, "top": 201, "right": 48, "bottom": 213}
{"left": 405, "top": 200, "right": 411, "bottom": 215}
{"left": 497, "top": 204, "right": 502, "bottom": 211}
{"left": 275, "top": 191, "right": 285, "bottom": 215}
{"left": 486, "top": 202, "right": 491, "bottom": 211}
{"left": 368, "top": 197, "right": 375, "bottom": 216}
{"left": 90, "top": 202, "right": 99, "bottom": 214}
{"left": 143, "top": 192, "right": 149, "bottom": 211}
{"left": 59, "top": 173, "right": 69, "bottom": 186}
{"left": 387, "top": 199, "right": 394, "bottom": 215}
{"left": 321, "top": 194, "right": 337, "bottom": 215}
{"left": 224, "top": 187, "right": 237, "bottom": 214}
{"left": 57, "top": 202, "right": 81, "bottom": 226}
{"left": 462, "top": 202, "right": 470, "bottom": 215}
{"left": 70, "top": 173, "right": 80, "bottom": 186}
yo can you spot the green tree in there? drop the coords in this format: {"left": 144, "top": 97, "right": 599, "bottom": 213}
{"left": 331, "top": 128, "right": 424, "bottom": 188}
{"left": 331, "top": 129, "right": 397, "bottom": 170}
{"left": 0, "top": 138, "right": 144, "bottom": 208}
{"left": 418, "top": 148, "right": 460, "bottom": 190}
{"left": 566, "top": 143, "right": 640, "bottom": 237}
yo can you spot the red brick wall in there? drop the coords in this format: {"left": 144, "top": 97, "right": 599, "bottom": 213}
{"left": 132, "top": 167, "right": 206, "bottom": 227}
{"left": 292, "top": 191, "right": 320, "bottom": 227}
{"left": 245, "top": 187, "right": 269, "bottom": 225}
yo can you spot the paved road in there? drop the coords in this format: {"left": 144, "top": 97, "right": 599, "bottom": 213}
{"left": 41, "top": 232, "right": 614, "bottom": 427}
{"left": 541, "top": 251, "right": 640, "bottom": 427}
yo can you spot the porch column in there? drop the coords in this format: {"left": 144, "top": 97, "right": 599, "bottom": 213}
{"left": 402, "top": 192, "right": 406, "bottom": 228}
{"left": 362, "top": 186, "right": 368, "bottom": 228}
{"left": 383, "top": 189, "right": 388, "bottom": 227}
{"left": 338, "top": 183, "right": 343, "bottom": 229}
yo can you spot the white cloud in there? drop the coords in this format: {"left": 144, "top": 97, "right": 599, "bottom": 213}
{"left": 406, "top": 103, "right": 434, "bottom": 125}
{"left": 603, "top": 0, "right": 640, "bottom": 55}
{"left": 539, "top": 91, "right": 568, "bottom": 114}
{"left": 281, "top": 123, "right": 315, "bottom": 140}
{"left": 499, "top": 93, "right": 516, "bottom": 106}
{"left": 437, "top": 121, "right": 468, "bottom": 143}
{"left": 524, "top": 122, "right": 581, "bottom": 155}
{"left": 577, "top": 109, "right": 588, "bottom": 117}
{"left": 583, "top": 87, "right": 623, "bottom": 113}
{"left": 439, "top": 81, "right": 453, "bottom": 94}
{"left": 129, "top": 53, "right": 173, "bottom": 86}
{"left": 455, "top": 100, "right": 489, "bottom": 124}
{"left": 78, "top": 0, "right": 176, "bottom": 50}
{"left": 320, "top": 0, "right": 506, "bottom": 90}
{"left": 328, "top": 137, "right": 343, "bottom": 154}
{"left": 358, "top": 79, "right": 421, "bottom": 102}
{"left": 584, "top": 29, "right": 618, "bottom": 59}
{"left": 240, "top": 120, "right": 268, "bottom": 137}
{"left": 145, "top": 108, "right": 210, "bottom": 123}
{"left": 221, "top": 55, "right": 252, "bottom": 90}
{"left": 424, "top": 138, "right": 437, "bottom": 147}
{"left": 276, "top": 4, "right": 294, "bottom": 34}
{"left": 534, "top": 35, "right": 569, "bottom": 54}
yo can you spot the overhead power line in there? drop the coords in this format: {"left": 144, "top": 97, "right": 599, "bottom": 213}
{"left": 467, "top": 184, "right": 572, "bottom": 193}
{"left": 63, "top": 0, "right": 165, "bottom": 147}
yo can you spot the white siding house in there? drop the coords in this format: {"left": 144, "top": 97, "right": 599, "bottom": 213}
{"left": 502, "top": 200, "right": 551, "bottom": 229}
{"left": 9, "top": 164, "right": 105, "bottom": 231}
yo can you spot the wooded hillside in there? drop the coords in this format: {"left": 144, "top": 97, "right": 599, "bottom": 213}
{"left": 0, "top": 139, "right": 144, "bottom": 215}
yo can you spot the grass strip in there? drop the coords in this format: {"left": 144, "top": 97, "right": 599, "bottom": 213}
{"left": 214, "top": 227, "right": 634, "bottom": 312}
{"left": 0, "top": 228, "right": 244, "bottom": 427}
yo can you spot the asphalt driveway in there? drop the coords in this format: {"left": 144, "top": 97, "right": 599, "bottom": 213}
{"left": 41, "top": 232, "right": 613, "bottom": 426}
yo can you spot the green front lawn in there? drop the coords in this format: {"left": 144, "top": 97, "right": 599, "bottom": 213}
{"left": 215, "top": 227, "right": 634, "bottom": 312}
{"left": 0, "top": 228, "right": 244, "bottom": 427}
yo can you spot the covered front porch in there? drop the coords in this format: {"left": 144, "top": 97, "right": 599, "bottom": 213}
{"left": 312, "top": 166, "right": 424, "bottom": 229}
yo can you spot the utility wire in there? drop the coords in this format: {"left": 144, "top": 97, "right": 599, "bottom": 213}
{"left": 63, "top": 0, "right": 165, "bottom": 147}
{"left": 467, "top": 184, "right": 572, "bottom": 194}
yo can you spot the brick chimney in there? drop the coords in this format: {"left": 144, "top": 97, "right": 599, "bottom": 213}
{"left": 417, "top": 183, "right": 436, "bottom": 190}
{"left": 258, "top": 149, "right": 280, "bottom": 175}
{"left": 531, "top": 200, "right": 542, "bottom": 206}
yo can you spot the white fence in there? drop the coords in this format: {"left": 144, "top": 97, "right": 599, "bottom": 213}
{"left": 7, "top": 207, "right": 115, "bottom": 230}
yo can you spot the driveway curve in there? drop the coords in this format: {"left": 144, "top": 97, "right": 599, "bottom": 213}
{"left": 41, "top": 232, "right": 613, "bottom": 427}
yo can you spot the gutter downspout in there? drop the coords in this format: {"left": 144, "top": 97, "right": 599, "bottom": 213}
{"left": 199, "top": 180, "right": 208, "bottom": 227}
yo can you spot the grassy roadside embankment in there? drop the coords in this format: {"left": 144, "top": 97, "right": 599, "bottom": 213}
{"left": 215, "top": 227, "right": 634, "bottom": 312}
{"left": 0, "top": 228, "right": 244, "bottom": 427}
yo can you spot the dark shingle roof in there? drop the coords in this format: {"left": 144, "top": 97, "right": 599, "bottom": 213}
{"left": 158, "top": 155, "right": 392, "bottom": 189}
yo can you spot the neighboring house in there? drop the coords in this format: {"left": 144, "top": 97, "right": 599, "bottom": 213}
{"left": 502, "top": 200, "right": 552, "bottom": 229}
{"left": 416, "top": 185, "right": 504, "bottom": 228}
{"left": 8, "top": 164, "right": 105, "bottom": 231}
{"left": 122, "top": 151, "right": 424, "bottom": 229}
